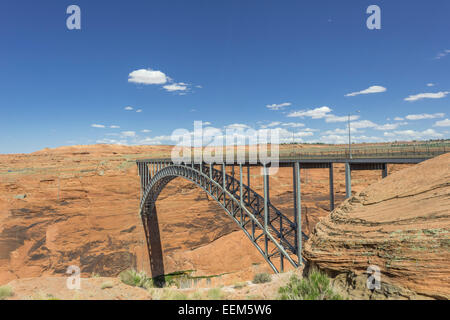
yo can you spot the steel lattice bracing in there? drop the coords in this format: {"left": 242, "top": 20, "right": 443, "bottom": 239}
{"left": 136, "top": 157, "right": 429, "bottom": 273}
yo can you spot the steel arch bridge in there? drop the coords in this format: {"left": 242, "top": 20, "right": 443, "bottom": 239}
{"left": 137, "top": 157, "right": 430, "bottom": 273}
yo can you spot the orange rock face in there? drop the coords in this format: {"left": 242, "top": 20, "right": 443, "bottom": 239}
{"left": 304, "top": 153, "right": 450, "bottom": 299}
{"left": 0, "top": 144, "right": 413, "bottom": 287}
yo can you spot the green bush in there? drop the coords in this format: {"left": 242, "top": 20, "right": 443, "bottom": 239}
{"left": 0, "top": 286, "right": 13, "bottom": 300}
{"left": 207, "top": 288, "right": 225, "bottom": 300}
{"left": 253, "top": 273, "right": 271, "bottom": 284}
{"left": 101, "top": 281, "right": 114, "bottom": 289}
{"left": 119, "top": 269, "right": 153, "bottom": 289}
{"left": 278, "top": 270, "right": 343, "bottom": 300}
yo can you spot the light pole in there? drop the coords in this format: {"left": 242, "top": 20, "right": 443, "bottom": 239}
{"left": 348, "top": 111, "right": 360, "bottom": 159}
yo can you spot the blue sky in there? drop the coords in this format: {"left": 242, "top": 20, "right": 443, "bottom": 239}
{"left": 0, "top": 0, "right": 449, "bottom": 153}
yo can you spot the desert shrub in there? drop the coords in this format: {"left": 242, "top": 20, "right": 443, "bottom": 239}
{"left": 233, "top": 282, "right": 247, "bottom": 289}
{"left": 207, "top": 288, "right": 225, "bottom": 300}
{"left": 119, "top": 269, "right": 153, "bottom": 289}
{"left": 0, "top": 286, "right": 13, "bottom": 300}
{"left": 101, "top": 281, "right": 114, "bottom": 289}
{"left": 253, "top": 273, "right": 271, "bottom": 284}
{"left": 189, "top": 291, "right": 204, "bottom": 300}
{"left": 148, "top": 288, "right": 188, "bottom": 300}
{"left": 278, "top": 270, "right": 343, "bottom": 300}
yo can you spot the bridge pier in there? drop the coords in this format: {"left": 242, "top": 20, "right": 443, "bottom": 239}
{"left": 345, "top": 162, "right": 352, "bottom": 199}
{"left": 382, "top": 163, "right": 388, "bottom": 178}
{"left": 293, "top": 162, "right": 302, "bottom": 266}
{"left": 222, "top": 163, "right": 226, "bottom": 206}
{"left": 263, "top": 165, "right": 269, "bottom": 260}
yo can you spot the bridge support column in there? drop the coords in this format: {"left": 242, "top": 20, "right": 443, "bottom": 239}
{"left": 247, "top": 164, "right": 251, "bottom": 205}
{"left": 239, "top": 164, "right": 244, "bottom": 224}
{"left": 209, "top": 163, "right": 213, "bottom": 193}
{"left": 294, "top": 162, "right": 302, "bottom": 266}
{"left": 138, "top": 163, "right": 143, "bottom": 199}
{"left": 382, "top": 163, "right": 388, "bottom": 178}
{"left": 222, "top": 163, "right": 226, "bottom": 206}
{"left": 345, "top": 162, "right": 352, "bottom": 199}
{"left": 329, "top": 163, "right": 335, "bottom": 211}
{"left": 263, "top": 165, "right": 269, "bottom": 257}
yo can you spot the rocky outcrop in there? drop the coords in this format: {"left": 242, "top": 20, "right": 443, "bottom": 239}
{"left": 304, "top": 153, "right": 450, "bottom": 299}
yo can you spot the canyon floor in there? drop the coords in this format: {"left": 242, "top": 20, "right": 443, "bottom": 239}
{"left": 0, "top": 144, "right": 448, "bottom": 299}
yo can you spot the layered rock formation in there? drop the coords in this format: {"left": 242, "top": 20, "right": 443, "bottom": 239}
{"left": 304, "top": 153, "right": 450, "bottom": 299}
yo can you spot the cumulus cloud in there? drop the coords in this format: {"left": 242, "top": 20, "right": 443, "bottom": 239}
{"left": 91, "top": 124, "right": 105, "bottom": 128}
{"left": 434, "top": 119, "right": 450, "bottom": 127}
{"left": 124, "top": 106, "right": 133, "bottom": 111}
{"left": 128, "top": 68, "right": 168, "bottom": 85}
{"left": 121, "top": 131, "right": 136, "bottom": 137}
{"left": 281, "top": 122, "right": 305, "bottom": 128}
{"left": 260, "top": 121, "right": 282, "bottom": 129}
{"left": 348, "top": 120, "right": 377, "bottom": 129}
{"left": 394, "top": 117, "right": 404, "bottom": 121}
{"left": 128, "top": 68, "right": 198, "bottom": 95}
{"left": 266, "top": 102, "right": 292, "bottom": 110}
{"left": 163, "top": 83, "right": 188, "bottom": 92}
{"left": 96, "top": 138, "right": 128, "bottom": 145}
{"left": 404, "top": 91, "right": 449, "bottom": 102}
{"left": 325, "top": 114, "right": 360, "bottom": 123}
{"left": 110, "top": 125, "right": 120, "bottom": 129}
{"left": 225, "top": 123, "right": 251, "bottom": 130}
{"left": 427, "top": 83, "right": 435, "bottom": 87}
{"left": 405, "top": 113, "right": 445, "bottom": 120}
{"left": 375, "top": 122, "right": 408, "bottom": 131}
{"left": 287, "top": 106, "right": 332, "bottom": 119}
{"left": 389, "top": 129, "right": 443, "bottom": 140}
{"left": 345, "top": 86, "right": 387, "bottom": 97}
{"left": 136, "top": 109, "right": 143, "bottom": 113}
{"left": 141, "top": 129, "right": 152, "bottom": 133}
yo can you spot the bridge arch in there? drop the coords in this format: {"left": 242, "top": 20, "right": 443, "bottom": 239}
{"left": 138, "top": 163, "right": 306, "bottom": 273}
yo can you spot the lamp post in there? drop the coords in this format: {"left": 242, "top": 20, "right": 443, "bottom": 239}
{"left": 348, "top": 111, "right": 360, "bottom": 159}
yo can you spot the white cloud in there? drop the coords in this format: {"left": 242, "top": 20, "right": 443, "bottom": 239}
{"left": 141, "top": 129, "right": 152, "bottom": 133}
{"left": 427, "top": 83, "right": 435, "bottom": 87}
{"left": 325, "top": 114, "right": 360, "bottom": 123}
{"left": 137, "top": 135, "right": 171, "bottom": 145}
{"left": 225, "top": 123, "right": 251, "bottom": 130}
{"left": 110, "top": 125, "right": 120, "bottom": 129}
{"left": 124, "top": 106, "right": 133, "bottom": 111}
{"left": 319, "top": 134, "right": 348, "bottom": 144}
{"left": 404, "top": 91, "right": 449, "bottom": 102}
{"left": 281, "top": 122, "right": 305, "bottom": 128}
{"left": 390, "top": 129, "right": 443, "bottom": 140}
{"left": 260, "top": 121, "right": 281, "bottom": 128}
{"left": 121, "top": 131, "right": 136, "bottom": 137}
{"left": 128, "top": 68, "right": 168, "bottom": 85}
{"left": 349, "top": 120, "right": 377, "bottom": 129}
{"left": 266, "top": 102, "right": 292, "bottom": 110}
{"left": 324, "top": 128, "right": 357, "bottom": 135}
{"left": 287, "top": 106, "right": 332, "bottom": 119}
{"left": 91, "top": 124, "right": 105, "bottom": 128}
{"left": 434, "top": 119, "right": 450, "bottom": 127}
{"left": 203, "top": 121, "right": 212, "bottom": 126}
{"left": 435, "top": 49, "right": 450, "bottom": 60}
{"left": 136, "top": 109, "right": 142, "bottom": 113}
{"left": 96, "top": 138, "right": 128, "bottom": 145}
{"left": 163, "top": 83, "right": 188, "bottom": 92}
{"left": 345, "top": 86, "right": 387, "bottom": 97}
{"left": 375, "top": 122, "right": 408, "bottom": 131}
{"left": 394, "top": 117, "right": 404, "bottom": 121}
{"left": 405, "top": 113, "right": 445, "bottom": 120}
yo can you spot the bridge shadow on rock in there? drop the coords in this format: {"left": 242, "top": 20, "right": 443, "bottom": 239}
{"left": 141, "top": 206, "right": 165, "bottom": 287}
